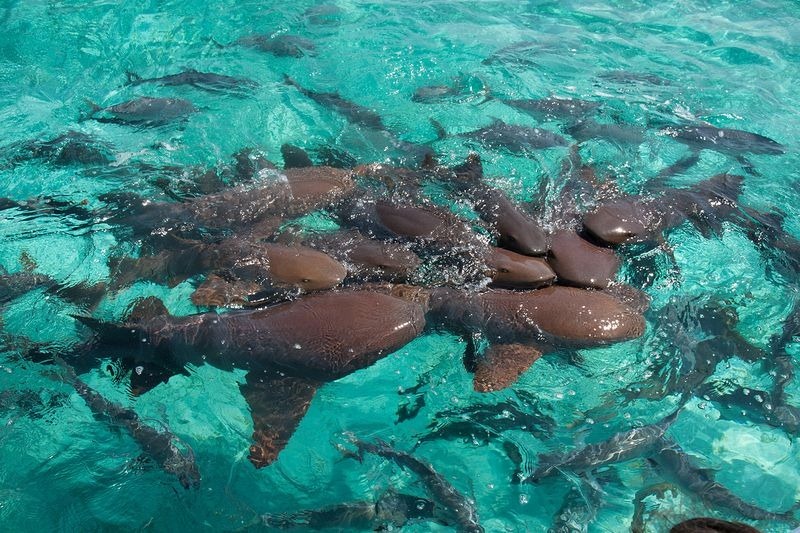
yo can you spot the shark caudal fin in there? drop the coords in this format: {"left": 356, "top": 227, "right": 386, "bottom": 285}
{"left": 475, "top": 76, "right": 493, "bottom": 105}
{"left": 124, "top": 71, "right": 143, "bottom": 85}
{"left": 282, "top": 73, "right": 299, "bottom": 88}
{"left": 429, "top": 119, "right": 448, "bottom": 141}
{"left": 80, "top": 99, "right": 103, "bottom": 122}
{"left": 208, "top": 37, "right": 227, "bottom": 49}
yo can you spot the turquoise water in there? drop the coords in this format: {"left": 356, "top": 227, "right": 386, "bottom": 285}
{"left": 1, "top": 0, "right": 799, "bottom": 531}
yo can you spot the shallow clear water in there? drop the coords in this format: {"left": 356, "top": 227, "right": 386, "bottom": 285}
{"left": 1, "top": 0, "right": 799, "bottom": 531}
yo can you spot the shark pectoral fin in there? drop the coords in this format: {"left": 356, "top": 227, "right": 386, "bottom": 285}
{"left": 244, "top": 286, "right": 296, "bottom": 308}
{"left": 48, "top": 281, "right": 107, "bottom": 311}
{"left": 126, "top": 357, "right": 188, "bottom": 396}
{"left": 241, "top": 372, "right": 320, "bottom": 468}
{"left": 281, "top": 143, "right": 314, "bottom": 169}
{"left": 473, "top": 343, "right": 543, "bottom": 393}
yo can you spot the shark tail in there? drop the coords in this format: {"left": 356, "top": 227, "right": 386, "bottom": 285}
{"left": 282, "top": 73, "right": 299, "bottom": 88}
{"left": 80, "top": 99, "right": 102, "bottom": 122}
{"left": 40, "top": 354, "right": 78, "bottom": 388}
{"left": 335, "top": 433, "right": 368, "bottom": 463}
{"left": 209, "top": 37, "right": 226, "bottom": 49}
{"left": 124, "top": 70, "right": 142, "bottom": 85}
{"left": 84, "top": 99, "right": 102, "bottom": 114}
{"left": 659, "top": 405, "right": 683, "bottom": 428}
{"left": 429, "top": 118, "right": 447, "bottom": 141}
{"left": 476, "top": 78, "right": 493, "bottom": 105}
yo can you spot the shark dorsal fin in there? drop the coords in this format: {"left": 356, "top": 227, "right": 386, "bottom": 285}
{"left": 127, "top": 296, "right": 169, "bottom": 322}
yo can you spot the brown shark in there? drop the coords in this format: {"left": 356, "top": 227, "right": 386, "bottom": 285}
{"left": 440, "top": 153, "right": 548, "bottom": 256}
{"left": 336, "top": 196, "right": 557, "bottom": 288}
{"left": 109, "top": 238, "right": 347, "bottom": 299}
{"left": 75, "top": 290, "right": 426, "bottom": 468}
{"left": 278, "top": 229, "right": 422, "bottom": 283}
{"left": 582, "top": 173, "right": 744, "bottom": 247}
{"left": 114, "top": 166, "right": 355, "bottom": 239}
{"left": 427, "top": 286, "right": 645, "bottom": 392}
{"left": 484, "top": 247, "right": 555, "bottom": 289}
{"left": 333, "top": 194, "right": 493, "bottom": 285}
{"left": 547, "top": 230, "right": 620, "bottom": 289}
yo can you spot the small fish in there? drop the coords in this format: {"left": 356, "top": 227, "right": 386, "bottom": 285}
{"left": 125, "top": 69, "right": 258, "bottom": 92}
{"left": 260, "top": 490, "right": 440, "bottom": 530}
{"left": 348, "top": 438, "right": 484, "bottom": 533}
{"left": 234, "top": 34, "right": 315, "bottom": 57}
{"left": 650, "top": 437, "right": 797, "bottom": 522}
{"left": 566, "top": 120, "right": 645, "bottom": 146}
{"left": 501, "top": 97, "right": 600, "bottom": 121}
{"left": 418, "top": 391, "right": 555, "bottom": 449}
{"left": 482, "top": 40, "right": 552, "bottom": 68}
{"left": 412, "top": 74, "right": 489, "bottom": 104}
{"left": 0, "top": 389, "right": 69, "bottom": 420}
{"left": 661, "top": 124, "right": 784, "bottom": 155}
{"left": 51, "top": 356, "right": 200, "bottom": 489}
{"left": 0, "top": 269, "right": 55, "bottom": 305}
{"left": 284, "top": 74, "right": 385, "bottom": 130}
{"left": 84, "top": 97, "right": 197, "bottom": 126}
{"left": 434, "top": 118, "right": 567, "bottom": 154}
{"left": 697, "top": 381, "right": 800, "bottom": 435}
{"left": 770, "top": 298, "right": 800, "bottom": 405}
{"left": 413, "top": 85, "right": 460, "bottom": 103}
{"left": 623, "top": 297, "right": 765, "bottom": 402}
{"left": 4, "top": 131, "right": 113, "bottom": 167}
{"left": 597, "top": 71, "right": 672, "bottom": 86}
{"left": 531, "top": 410, "right": 680, "bottom": 482}
{"left": 303, "top": 4, "right": 344, "bottom": 26}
